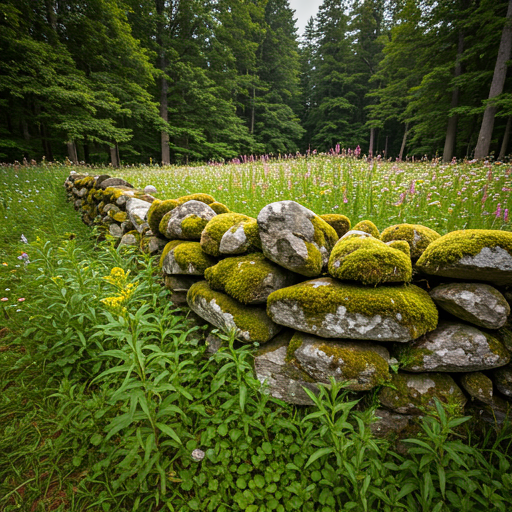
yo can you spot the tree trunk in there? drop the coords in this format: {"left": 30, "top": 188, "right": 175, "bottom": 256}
{"left": 384, "top": 135, "right": 388, "bottom": 158}
{"left": 399, "top": 123, "right": 409, "bottom": 161}
{"left": 110, "top": 145, "right": 119, "bottom": 168}
{"left": 369, "top": 127, "right": 375, "bottom": 158}
{"left": 67, "top": 142, "right": 78, "bottom": 164}
{"left": 443, "top": 30, "right": 464, "bottom": 162}
{"left": 251, "top": 86, "right": 255, "bottom": 134}
{"left": 474, "top": 0, "right": 512, "bottom": 159}
{"left": 83, "top": 137, "right": 90, "bottom": 163}
{"left": 156, "top": 0, "right": 170, "bottom": 165}
{"left": 499, "top": 116, "right": 512, "bottom": 160}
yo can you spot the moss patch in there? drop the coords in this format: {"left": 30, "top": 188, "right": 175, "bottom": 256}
{"left": 181, "top": 215, "right": 210, "bottom": 240}
{"left": 328, "top": 236, "right": 412, "bottom": 285}
{"left": 147, "top": 199, "right": 179, "bottom": 235}
{"left": 187, "top": 281, "right": 278, "bottom": 343}
{"left": 386, "top": 240, "right": 411, "bottom": 258}
{"left": 210, "top": 202, "right": 230, "bottom": 214}
{"left": 320, "top": 214, "right": 351, "bottom": 238}
{"left": 201, "top": 213, "right": 254, "bottom": 256}
{"left": 381, "top": 223, "right": 441, "bottom": 260}
{"left": 267, "top": 279, "right": 438, "bottom": 340}
{"left": 205, "top": 253, "right": 286, "bottom": 304}
{"left": 159, "top": 240, "right": 187, "bottom": 268}
{"left": 353, "top": 220, "right": 380, "bottom": 238}
{"left": 174, "top": 242, "right": 217, "bottom": 274}
{"left": 310, "top": 216, "right": 339, "bottom": 250}
{"left": 416, "top": 229, "right": 512, "bottom": 269}
{"left": 286, "top": 332, "right": 306, "bottom": 362}
{"left": 177, "top": 193, "right": 216, "bottom": 206}
{"left": 460, "top": 372, "right": 494, "bottom": 403}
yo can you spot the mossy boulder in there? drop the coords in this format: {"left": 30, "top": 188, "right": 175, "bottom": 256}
{"left": 253, "top": 331, "right": 318, "bottom": 405}
{"left": 492, "top": 363, "right": 512, "bottom": 398}
{"left": 160, "top": 241, "right": 216, "bottom": 275}
{"left": 219, "top": 218, "right": 262, "bottom": 255}
{"left": 99, "top": 177, "right": 133, "bottom": 190}
{"left": 126, "top": 197, "right": 152, "bottom": 233}
{"left": 288, "top": 332, "right": 391, "bottom": 391}
{"left": 162, "top": 200, "right": 217, "bottom": 240}
{"left": 204, "top": 253, "right": 298, "bottom": 305}
{"left": 328, "top": 235, "right": 412, "bottom": 285}
{"left": 385, "top": 240, "right": 411, "bottom": 258}
{"left": 257, "top": 201, "right": 338, "bottom": 277}
{"left": 352, "top": 220, "right": 380, "bottom": 238}
{"left": 381, "top": 223, "right": 441, "bottom": 260}
{"left": 319, "top": 214, "right": 351, "bottom": 238}
{"left": 267, "top": 278, "right": 438, "bottom": 342}
{"left": 187, "top": 281, "right": 282, "bottom": 343}
{"left": 210, "top": 202, "right": 230, "bottom": 214}
{"left": 201, "top": 213, "right": 256, "bottom": 256}
{"left": 147, "top": 199, "right": 179, "bottom": 235}
{"left": 416, "top": 229, "right": 512, "bottom": 285}
{"left": 429, "top": 283, "right": 510, "bottom": 329}
{"left": 460, "top": 372, "right": 495, "bottom": 405}
{"left": 396, "top": 321, "right": 510, "bottom": 372}
{"left": 379, "top": 372, "right": 467, "bottom": 415}
{"left": 177, "top": 193, "right": 216, "bottom": 205}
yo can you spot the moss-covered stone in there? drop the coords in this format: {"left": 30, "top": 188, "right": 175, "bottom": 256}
{"left": 187, "top": 281, "right": 282, "bottom": 343}
{"left": 159, "top": 211, "right": 174, "bottom": 237}
{"left": 267, "top": 278, "right": 438, "bottom": 341}
{"left": 386, "top": 240, "right": 411, "bottom": 258}
{"left": 204, "top": 253, "right": 297, "bottom": 304}
{"left": 288, "top": 332, "right": 391, "bottom": 391}
{"left": 75, "top": 176, "right": 96, "bottom": 188}
{"left": 181, "top": 214, "right": 210, "bottom": 239}
{"left": 112, "top": 211, "right": 127, "bottom": 223}
{"left": 147, "top": 199, "right": 179, "bottom": 235}
{"left": 201, "top": 213, "right": 254, "bottom": 256}
{"left": 460, "top": 372, "right": 494, "bottom": 404}
{"left": 173, "top": 242, "right": 217, "bottom": 275}
{"left": 328, "top": 236, "right": 412, "bottom": 285}
{"left": 210, "top": 202, "right": 230, "bottom": 214}
{"left": 352, "top": 220, "right": 380, "bottom": 238}
{"left": 379, "top": 372, "right": 467, "bottom": 415}
{"left": 416, "top": 229, "right": 512, "bottom": 284}
{"left": 159, "top": 240, "right": 187, "bottom": 268}
{"left": 381, "top": 223, "right": 441, "bottom": 260}
{"left": 319, "top": 214, "right": 351, "bottom": 238}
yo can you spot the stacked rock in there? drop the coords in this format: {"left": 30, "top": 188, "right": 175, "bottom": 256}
{"left": 65, "top": 174, "right": 512, "bottom": 429}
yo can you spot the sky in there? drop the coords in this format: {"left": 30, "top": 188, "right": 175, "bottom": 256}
{"left": 289, "top": 0, "right": 323, "bottom": 35}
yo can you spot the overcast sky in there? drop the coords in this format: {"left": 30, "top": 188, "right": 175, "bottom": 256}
{"left": 289, "top": 0, "right": 323, "bottom": 35}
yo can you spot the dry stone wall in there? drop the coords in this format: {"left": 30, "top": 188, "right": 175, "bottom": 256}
{"left": 65, "top": 171, "right": 512, "bottom": 433}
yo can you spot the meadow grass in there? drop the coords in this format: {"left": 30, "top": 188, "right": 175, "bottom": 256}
{"left": 115, "top": 156, "right": 512, "bottom": 233}
{"left": 0, "top": 159, "right": 511, "bottom": 512}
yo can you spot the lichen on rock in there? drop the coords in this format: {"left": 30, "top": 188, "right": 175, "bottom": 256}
{"left": 163, "top": 200, "right": 217, "bottom": 240}
{"left": 319, "top": 214, "right": 351, "bottom": 238}
{"left": 201, "top": 213, "right": 256, "bottom": 256}
{"left": 160, "top": 241, "right": 217, "bottom": 275}
{"left": 381, "top": 223, "right": 441, "bottom": 260}
{"left": 328, "top": 235, "right": 412, "bottom": 285}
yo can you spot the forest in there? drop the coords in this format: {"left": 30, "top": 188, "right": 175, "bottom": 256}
{"left": 0, "top": 0, "right": 511, "bottom": 165}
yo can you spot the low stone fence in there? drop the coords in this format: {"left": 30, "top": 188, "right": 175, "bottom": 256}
{"left": 65, "top": 171, "right": 512, "bottom": 434}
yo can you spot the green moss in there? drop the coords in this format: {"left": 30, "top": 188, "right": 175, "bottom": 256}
{"left": 395, "top": 343, "right": 434, "bottom": 369}
{"left": 241, "top": 218, "right": 262, "bottom": 250}
{"left": 381, "top": 224, "right": 441, "bottom": 260}
{"left": 303, "top": 241, "right": 323, "bottom": 276}
{"left": 201, "top": 213, "right": 253, "bottom": 256}
{"left": 416, "top": 229, "right": 512, "bottom": 269}
{"left": 484, "top": 331, "right": 510, "bottom": 359}
{"left": 319, "top": 214, "right": 351, "bottom": 238}
{"left": 460, "top": 372, "right": 494, "bottom": 402}
{"left": 174, "top": 242, "right": 217, "bottom": 274}
{"left": 187, "top": 281, "right": 276, "bottom": 343}
{"left": 497, "top": 325, "right": 512, "bottom": 352}
{"left": 328, "top": 236, "right": 412, "bottom": 285}
{"left": 177, "top": 193, "right": 216, "bottom": 206}
{"left": 97, "top": 201, "right": 105, "bottom": 214}
{"left": 353, "top": 220, "right": 380, "bottom": 238}
{"left": 112, "top": 211, "right": 127, "bottom": 223}
{"left": 379, "top": 373, "right": 466, "bottom": 415}
{"left": 286, "top": 332, "right": 305, "bottom": 362}
{"left": 205, "top": 253, "right": 281, "bottom": 304}
{"left": 181, "top": 215, "right": 210, "bottom": 240}
{"left": 75, "top": 176, "right": 95, "bottom": 188}
{"left": 386, "top": 240, "right": 411, "bottom": 258}
{"left": 159, "top": 240, "right": 187, "bottom": 268}
{"left": 267, "top": 279, "right": 438, "bottom": 340}
{"left": 210, "top": 202, "right": 230, "bottom": 214}
{"left": 147, "top": 199, "right": 179, "bottom": 235}
{"left": 159, "top": 211, "right": 173, "bottom": 237}
{"left": 310, "top": 216, "right": 339, "bottom": 250}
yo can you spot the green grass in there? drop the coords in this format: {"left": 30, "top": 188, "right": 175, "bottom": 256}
{"left": 0, "top": 159, "right": 512, "bottom": 512}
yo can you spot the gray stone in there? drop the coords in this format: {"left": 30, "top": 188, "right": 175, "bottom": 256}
{"left": 164, "top": 200, "right": 216, "bottom": 240}
{"left": 205, "top": 333, "right": 224, "bottom": 354}
{"left": 109, "top": 224, "right": 123, "bottom": 238}
{"left": 257, "top": 200, "right": 338, "bottom": 276}
{"left": 116, "top": 195, "right": 128, "bottom": 207}
{"left": 219, "top": 221, "right": 255, "bottom": 254}
{"left": 187, "top": 281, "right": 282, "bottom": 344}
{"left": 147, "top": 236, "right": 168, "bottom": 255}
{"left": 161, "top": 242, "right": 216, "bottom": 276}
{"left": 430, "top": 283, "right": 510, "bottom": 329}
{"left": 379, "top": 372, "right": 467, "bottom": 415}
{"left": 120, "top": 220, "right": 135, "bottom": 233}
{"left": 460, "top": 372, "right": 494, "bottom": 405}
{"left": 102, "top": 203, "right": 117, "bottom": 214}
{"left": 94, "top": 175, "right": 111, "bottom": 188}
{"left": 74, "top": 199, "right": 82, "bottom": 209}
{"left": 99, "top": 177, "right": 133, "bottom": 189}
{"left": 253, "top": 332, "right": 318, "bottom": 405}
{"left": 102, "top": 215, "right": 114, "bottom": 225}
{"left": 76, "top": 187, "right": 88, "bottom": 198}
{"left": 492, "top": 363, "right": 512, "bottom": 398}
{"left": 119, "top": 233, "right": 138, "bottom": 247}
{"left": 370, "top": 409, "right": 414, "bottom": 438}
{"left": 164, "top": 275, "right": 201, "bottom": 291}
{"left": 126, "top": 197, "right": 152, "bottom": 233}
{"left": 144, "top": 185, "right": 157, "bottom": 194}
{"left": 290, "top": 333, "right": 391, "bottom": 390}
{"left": 267, "top": 278, "right": 438, "bottom": 342}
{"left": 399, "top": 322, "right": 510, "bottom": 372}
